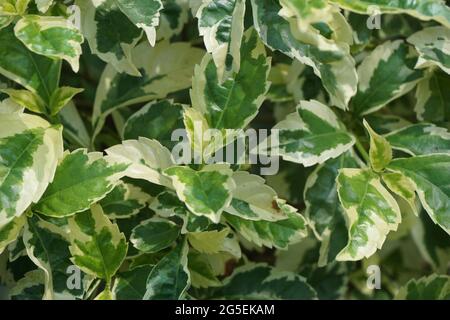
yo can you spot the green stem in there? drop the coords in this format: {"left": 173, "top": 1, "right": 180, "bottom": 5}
{"left": 355, "top": 137, "right": 370, "bottom": 164}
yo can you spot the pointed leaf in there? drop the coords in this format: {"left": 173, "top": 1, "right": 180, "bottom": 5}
{"left": 68, "top": 204, "right": 128, "bottom": 283}
{"left": 14, "top": 15, "right": 83, "bottom": 72}
{"left": 33, "top": 149, "right": 128, "bottom": 217}
{"left": 273, "top": 100, "right": 355, "bottom": 166}
{"left": 143, "top": 239, "right": 190, "bottom": 300}
{"left": 336, "top": 169, "right": 401, "bottom": 261}
{"left": 164, "top": 164, "right": 235, "bottom": 223}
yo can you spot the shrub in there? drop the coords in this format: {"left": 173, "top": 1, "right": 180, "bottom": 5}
{"left": 0, "top": 0, "right": 449, "bottom": 300}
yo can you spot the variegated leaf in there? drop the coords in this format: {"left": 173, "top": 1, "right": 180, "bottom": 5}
{"left": 105, "top": 137, "right": 174, "bottom": 187}
{"left": 123, "top": 100, "right": 184, "bottom": 149}
{"left": 75, "top": 0, "right": 143, "bottom": 76}
{"left": 92, "top": 41, "right": 204, "bottom": 139}
{"left": 131, "top": 217, "right": 180, "bottom": 253}
{"left": 112, "top": 265, "right": 152, "bottom": 299}
{"left": 206, "top": 263, "right": 317, "bottom": 299}
{"left": 225, "top": 171, "right": 290, "bottom": 221}
{"left": 187, "top": 226, "right": 230, "bottom": 254}
{"left": 0, "top": 112, "right": 63, "bottom": 226}
{"left": 412, "top": 209, "right": 450, "bottom": 271}
{"left": 363, "top": 119, "right": 392, "bottom": 172}
{"left": 191, "top": 27, "right": 270, "bottom": 130}
{"left": 164, "top": 164, "right": 235, "bottom": 224}
{"left": 14, "top": 15, "right": 83, "bottom": 72}
{"left": 273, "top": 100, "right": 355, "bottom": 166}
{"left": 33, "top": 149, "right": 128, "bottom": 218}
{"left": 415, "top": 70, "right": 450, "bottom": 123}
{"left": 382, "top": 172, "right": 419, "bottom": 216}
{"left": 223, "top": 209, "right": 307, "bottom": 249}
{"left": 303, "top": 152, "right": 361, "bottom": 265}
{"left": 329, "top": 0, "right": 450, "bottom": 28}
{"left": 48, "top": 86, "right": 83, "bottom": 116}
{"left": 99, "top": 181, "right": 150, "bottom": 219}
{"left": 157, "top": 0, "right": 189, "bottom": 41}
{"left": 336, "top": 169, "right": 401, "bottom": 261}
{"left": 143, "top": 239, "right": 190, "bottom": 300}
{"left": 116, "top": 0, "right": 163, "bottom": 46}
{"left": 0, "top": 215, "right": 25, "bottom": 255}
{"left": 23, "top": 215, "right": 87, "bottom": 299}
{"left": 395, "top": 274, "right": 450, "bottom": 300}
{"left": 9, "top": 270, "right": 45, "bottom": 300}
{"left": 352, "top": 41, "right": 424, "bottom": 115}
{"left": 408, "top": 26, "right": 450, "bottom": 75}
{"left": 68, "top": 204, "right": 128, "bottom": 285}
{"left": 251, "top": 0, "right": 357, "bottom": 110}
{"left": 386, "top": 124, "right": 450, "bottom": 156}
{"left": 150, "top": 190, "right": 211, "bottom": 234}
{"left": 188, "top": 251, "right": 221, "bottom": 288}
{"left": 196, "top": 0, "right": 245, "bottom": 80}
{"left": 0, "top": 25, "right": 60, "bottom": 105}
{"left": 388, "top": 154, "right": 450, "bottom": 235}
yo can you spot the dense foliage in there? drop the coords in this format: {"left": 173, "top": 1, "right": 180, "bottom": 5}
{"left": 0, "top": 0, "right": 450, "bottom": 300}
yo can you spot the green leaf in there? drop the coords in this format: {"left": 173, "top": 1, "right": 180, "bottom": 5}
{"left": 131, "top": 217, "right": 180, "bottom": 253}
{"left": 408, "top": 26, "right": 450, "bottom": 75}
{"left": 363, "top": 119, "right": 392, "bottom": 172}
{"left": 33, "top": 149, "right": 128, "bottom": 218}
{"left": 59, "top": 102, "right": 90, "bottom": 149}
{"left": 412, "top": 209, "right": 450, "bottom": 271}
{"left": 14, "top": 15, "right": 84, "bottom": 72}
{"left": 329, "top": 0, "right": 450, "bottom": 28}
{"left": 99, "top": 181, "right": 150, "bottom": 219}
{"left": 1, "top": 88, "right": 46, "bottom": 114}
{"left": 336, "top": 169, "right": 401, "bottom": 261}
{"left": 251, "top": 0, "right": 357, "bottom": 110}
{"left": 68, "top": 204, "right": 128, "bottom": 284}
{"left": 386, "top": 123, "right": 450, "bottom": 156}
{"left": 388, "top": 154, "right": 450, "bottom": 235}
{"left": 415, "top": 70, "right": 450, "bottom": 123}
{"left": 164, "top": 164, "right": 235, "bottom": 224}
{"left": 48, "top": 86, "right": 83, "bottom": 116}
{"left": 273, "top": 100, "right": 355, "bottom": 166}
{"left": 112, "top": 265, "right": 152, "bottom": 299}
{"left": 196, "top": 0, "right": 246, "bottom": 80}
{"left": 191, "top": 27, "right": 270, "bottom": 130}
{"left": 116, "top": 0, "right": 163, "bottom": 46}
{"left": 105, "top": 137, "right": 174, "bottom": 187}
{"left": 0, "top": 25, "right": 61, "bottom": 104}
{"left": 0, "top": 0, "right": 29, "bottom": 15}
{"left": 223, "top": 209, "right": 307, "bottom": 249}
{"left": 143, "top": 239, "right": 190, "bottom": 300}
{"left": 206, "top": 263, "right": 317, "bottom": 299}
{"left": 0, "top": 215, "right": 25, "bottom": 255}
{"left": 352, "top": 41, "right": 424, "bottom": 115}
{"left": 123, "top": 100, "right": 184, "bottom": 149}
{"left": 0, "top": 112, "right": 63, "bottom": 226}
{"left": 92, "top": 41, "right": 204, "bottom": 139}
{"left": 395, "top": 274, "right": 450, "bottom": 300}
{"left": 23, "top": 215, "right": 87, "bottom": 299}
